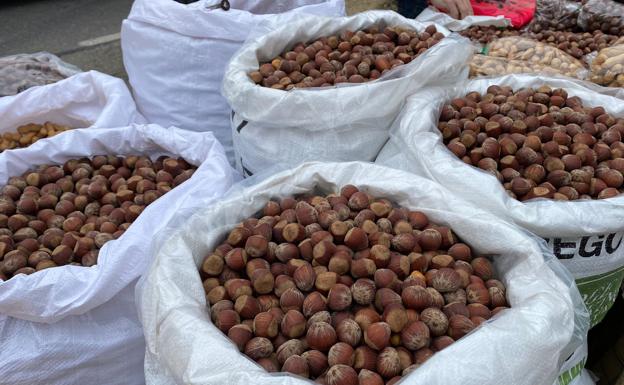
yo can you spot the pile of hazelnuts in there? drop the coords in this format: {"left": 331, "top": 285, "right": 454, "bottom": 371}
{"left": 438, "top": 85, "right": 624, "bottom": 201}
{"left": 248, "top": 25, "right": 445, "bottom": 89}
{"left": 0, "top": 155, "right": 196, "bottom": 280}
{"left": 527, "top": 29, "right": 620, "bottom": 59}
{"left": 200, "top": 185, "right": 509, "bottom": 385}
{"left": 459, "top": 26, "right": 520, "bottom": 44}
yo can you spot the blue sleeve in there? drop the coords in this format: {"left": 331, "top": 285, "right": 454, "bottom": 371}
{"left": 398, "top": 0, "right": 429, "bottom": 18}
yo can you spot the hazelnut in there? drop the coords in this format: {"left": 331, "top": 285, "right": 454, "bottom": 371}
{"left": 336, "top": 318, "right": 362, "bottom": 347}
{"left": 244, "top": 337, "right": 273, "bottom": 360}
{"left": 306, "top": 321, "right": 337, "bottom": 352}
{"left": 281, "top": 310, "right": 306, "bottom": 338}
{"left": 302, "top": 350, "right": 329, "bottom": 377}
{"left": 447, "top": 314, "right": 475, "bottom": 339}
{"left": 326, "top": 364, "right": 358, "bottom": 385}
{"left": 364, "top": 322, "right": 391, "bottom": 350}
{"left": 228, "top": 324, "right": 253, "bottom": 351}
{"left": 328, "top": 342, "right": 354, "bottom": 367}
{"left": 400, "top": 321, "right": 430, "bottom": 351}
{"left": 302, "top": 291, "right": 327, "bottom": 318}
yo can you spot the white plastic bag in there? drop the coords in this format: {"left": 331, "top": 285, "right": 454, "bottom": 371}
{"left": 0, "top": 70, "right": 145, "bottom": 132}
{"left": 376, "top": 74, "right": 624, "bottom": 329}
{"left": 416, "top": 7, "right": 511, "bottom": 31}
{"left": 0, "top": 124, "right": 236, "bottom": 385}
{"left": 138, "top": 161, "right": 588, "bottom": 385}
{"left": 121, "top": 0, "right": 345, "bottom": 164}
{"left": 0, "top": 52, "right": 81, "bottom": 97}
{"left": 223, "top": 11, "right": 472, "bottom": 177}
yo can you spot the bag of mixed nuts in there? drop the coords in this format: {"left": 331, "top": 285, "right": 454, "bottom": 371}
{"left": 121, "top": 0, "right": 345, "bottom": 165}
{"left": 0, "top": 125, "right": 236, "bottom": 384}
{"left": 578, "top": 0, "right": 624, "bottom": 36}
{"left": 470, "top": 54, "right": 587, "bottom": 79}
{"left": 590, "top": 43, "right": 624, "bottom": 88}
{"left": 223, "top": 11, "right": 472, "bottom": 178}
{"left": 484, "top": 37, "right": 589, "bottom": 79}
{"left": 0, "top": 52, "right": 81, "bottom": 97}
{"left": 137, "top": 161, "right": 587, "bottom": 385}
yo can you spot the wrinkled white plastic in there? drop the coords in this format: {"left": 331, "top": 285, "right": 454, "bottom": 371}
{"left": 0, "top": 70, "right": 145, "bottom": 131}
{"left": 416, "top": 7, "right": 511, "bottom": 31}
{"left": 121, "top": 0, "right": 345, "bottom": 164}
{"left": 0, "top": 52, "right": 82, "bottom": 97}
{"left": 223, "top": 11, "right": 472, "bottom": 176}
{"left": 0, "top": 125, "right": 236, "bottom": 385}
{"left": 139, "top": 161, "right": 587, "bottom": 385}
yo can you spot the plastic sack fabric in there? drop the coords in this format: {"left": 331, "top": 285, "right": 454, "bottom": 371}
{"left": 138, "top": 161, "right": 587, "bottom": 385}
{"left": 376, "top": 74, "right": 624, "bottom": 330}
{"left": 0, "top": 70, "right": 144, "bottom": 132}
{"left": 578, "top": 0, "right": 624, "bottom": 35}
{"left": 485, "top": 37, "right": 588, "bottom": 79}
{"left": 590, "top": 43, "right": 624, "bottom": 88}
{"left": 0, "top": 52, "right": 82, "bottom": 97}
{"left": 415, "top": 7, "right": 511, "bottom": 31}
{"left": 470, "top": 54, "right": 587, "bottom": 79}
{"left": 0, "top": 124, "right": 236, "bottom": 385}
{"left": 526, "top": 0, "right": 581, "bottom": 33}
{"left": 223, "top": 11, "right": 472, "bottom": 177}
{"left": 121, "top": 0, "right": 345, "bottom": 165}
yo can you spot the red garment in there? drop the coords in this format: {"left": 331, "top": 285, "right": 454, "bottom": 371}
{"left": 469, "top": 0, "right": 536, "bottom": 28}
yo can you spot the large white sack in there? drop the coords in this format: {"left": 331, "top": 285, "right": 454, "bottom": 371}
{"left": 121, "top": 0, "right": 345, "bottom": 164}
{"left": 0, "top": 70, "right": 144, "bottom": 130}
{"left": 0, "top": 124, "right": 236, "bottom": 385}
{"left": 223, "top": 11, "right": 472, "bottom": 177}
{"left": 376, "top": 74, "right": 624, "bottom": 329}
{"left": 416, "top": 7, "right": 511, "bottom": 31}
{"left": 138, "top": 161, "right": 588, "bottom": 385}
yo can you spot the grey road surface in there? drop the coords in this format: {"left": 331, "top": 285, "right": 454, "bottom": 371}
{"left": 0, "top": 0, "right": 134, "bottom": 81}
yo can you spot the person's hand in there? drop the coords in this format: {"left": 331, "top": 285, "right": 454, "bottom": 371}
{"left": 430, "top": 0, "right": 474, "bottom": 19}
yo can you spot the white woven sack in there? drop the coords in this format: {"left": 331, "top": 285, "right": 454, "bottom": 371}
{"left": 376, "top": 74, "right": 624, "bottom": 328}
{"left": 0, "top": 70, "right": 144, "bottom": 131}
{"left": 416, "top": 7, "right": 511, "bottom": 31}
{"left": 0, "top": 124, "right": 236, "bottom": 385}
{"left": 223, "top": 10, "right": 473, "bottom": 177}
{"left": 121, "top": 0, "right": 345, "bottom": 164}
{"left": 138, "top": 161, "right": 588, "bottom": 385}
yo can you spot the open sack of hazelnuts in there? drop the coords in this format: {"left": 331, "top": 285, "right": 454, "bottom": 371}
{"left": 0, "top": 125, "right": 235, "bottom": 385}
{"left": 222, "top": 10, "right": 473, "bottom": 177}
{"left": 376, "top": 74, "right": 624, "bottom": 332}
{"left": 138, "top": 161, "right": 587, "bottom": 385}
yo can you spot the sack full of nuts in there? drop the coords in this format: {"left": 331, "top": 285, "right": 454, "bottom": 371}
{"left": 137, "top": 161, "right": 587, "bottom": 385}
{"left": 469, "top": 53, "right": 587, "bottom": 79}
{"left": 0, "top": 124, "right": 236, "bottom": 385}
{"left": 0, "top": 52, "right": 81, "bottom": 97}
{"left": 527, "top": 0, "right": 582, "bottom": 33}
{"left": 590, "top": 43, "right": 624, "bottom": 88}
{"left": 222, "top": 10, "right": 473, "bottom": 177}
{"left": 578, "top": 0, "right": 624, "bottom": 35}
{"left": 484, "top": 37, "right": 589, "bottom": 79}
{"left": 377, "top": 74, "right": 624, "bottom": 330}
{"left": 0, "top": 70, "right": 145, "bottom": 144}
{"left": 121, "top": 0, "right": 345, "bottom": 165}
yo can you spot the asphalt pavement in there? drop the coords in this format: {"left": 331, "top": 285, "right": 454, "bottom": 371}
{"left": 0, "top": 0, "right": 133, "bottom": 81}
{"left": 0, "top": 0, "right": 388, "bottom": 83}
